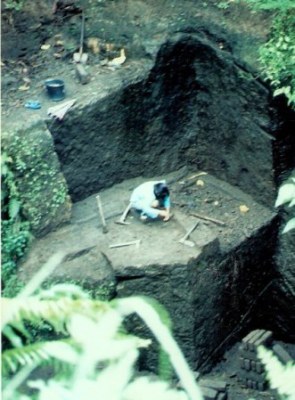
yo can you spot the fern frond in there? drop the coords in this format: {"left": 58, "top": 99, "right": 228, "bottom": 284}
{"left": 2, "top": 339, "right": 77, "bottom": 376}
{"left": 2, "top": 297, "right": 111, "bottom": 334}
{"left": 258, "top": 346, "right": 295, "bottom": 398}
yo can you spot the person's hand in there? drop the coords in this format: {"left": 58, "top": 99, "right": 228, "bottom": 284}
{"left": 159, "top": 210, "right": 170, "bottom": 221}
{"left": 163, "top": 214, "right": 170, "bottom": 221}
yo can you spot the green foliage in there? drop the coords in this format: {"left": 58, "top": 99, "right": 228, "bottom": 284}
{"left": 2, "top": 277, "right": 203, "bottom": 400}
{"left": 11, "top": 135, "right": 67, "bottom": 231}
{"left": 2, "top": 339, "right": 76, "bottom": 375}
{"left": 240, "top": 0, "right": 295, "bottom": 11}
{"left": 258, "top": 346, "right": 295, "bottom": 399}
{"left": 259, "top": 11, "right": 295, "bottom": 107}
{"left": 240, "top": 0, "right": 295, "bottom": 107}
{"left": 216, "top": 1, "right": 231, "bottom": 9}
{"left": 2, "top": 0, "right": 25, "bottom": 11}
{"left": 1, "top": 151, "right": 32, "bottom": 294}
{"left": 275, "top": 174, "right": 295, "bottom": 233}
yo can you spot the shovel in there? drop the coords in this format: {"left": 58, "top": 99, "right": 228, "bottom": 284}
{"left": 179, "top": 221, "right": 199, "bottom": 247}
{"left": 73, "top": 12, "right": 88, "bottom": 64}
{"left": 115, "top": 203, "right": 132, "bottom": 225}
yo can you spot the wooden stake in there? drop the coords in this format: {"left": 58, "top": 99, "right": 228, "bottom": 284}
{"left": 189, "top": 212, "right": 226, "bottom": 226}
{"left": 109, "top": 240, "right": 141, "bottom": 249}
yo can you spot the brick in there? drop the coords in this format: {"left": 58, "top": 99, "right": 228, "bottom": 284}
{"left": 199, "top": 378, "right": 227, "bottom": 392}
{"left": 255, "top": 361, "right": 264, "bottom": 374}
{"left": 238, "top": 370, "right": 266, "bottom": 383}
{"left": 248, "top": 330, "right": 265, "bottom": 351}
{"left": 217, "top": 392, "right": 227, "bottom": 400}
{"left": 200, "top": 386, "right": 218, "bottom": 400}
{"left": 243, "top": 358, "right": 251, "bottom": 371}
{"left": 272, "top": 344, "right": 293, "bottom": 364}
{"left": 239, "top": 349, "right": 259, "bottom": 362}
{"left": 254, "top": 330, "right": 273, "bottom": 347}
{"left": 252, "top": 381, "right": 258, "bottom": 390}
{"left": 239, "top": 357, "right": 244, "bottom": 369}
{"left": 242, "top": 330, "right": 260, "bottom": 350}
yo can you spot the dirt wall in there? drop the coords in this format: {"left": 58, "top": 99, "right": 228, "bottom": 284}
{"left": 47, "top": 32, "right": 276, "bottom": 207}
{"left": 115, "top": 217, "right": 278, "bottom": 373}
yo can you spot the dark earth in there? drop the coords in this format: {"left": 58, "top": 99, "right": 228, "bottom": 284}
{"left": 1, "top": 0, "right": 272, "bottom": 120}
{"left": 2, "top": 1, "right": 294, "bottom": 400}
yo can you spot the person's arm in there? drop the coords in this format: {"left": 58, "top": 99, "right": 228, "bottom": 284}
{"left": 161, "top": 195, "right": 171, "bottom": 221}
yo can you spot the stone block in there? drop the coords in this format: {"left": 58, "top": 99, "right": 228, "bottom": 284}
{"left": 217, "top": 392, "right": 227, "bottom": 400}
{"left": 242, "top": 330, "right": 260, "bottom": 351}
{"left": 199, "top": 378, "right": 227, "bottom": 392}
{"left": 200, "top": 386, "right": 218, "bottom": 400}
{"left": 243, "top": 358, "right": 251, "bottom": 371}
{"left": 248, "top": 330, "right": 265, "bottom": 351}
{"left": 254, "top": 330, "right": 273, "bottom": 347}
{"left": 272, "top": 344, "right": 293, "bottom": 364}
{"left": 255, "top": 361, "right": 264, "bottom": 374}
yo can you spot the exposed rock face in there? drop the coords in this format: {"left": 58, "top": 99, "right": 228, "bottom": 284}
{"left": 2, "top": 121, "right": 72, "bottom": 236}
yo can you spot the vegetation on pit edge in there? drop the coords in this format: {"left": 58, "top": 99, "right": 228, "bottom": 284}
{"left": 218, "top": 0, "right": 295, "bottom": 108}
{"left": 1, "top": 151, "right": 31, "bottom": 297}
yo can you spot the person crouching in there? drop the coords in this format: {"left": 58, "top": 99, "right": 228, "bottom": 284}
{"left": 130, "top": 181, "right": 171, "bottom": 222}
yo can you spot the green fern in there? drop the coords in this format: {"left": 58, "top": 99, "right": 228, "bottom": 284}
{"left": 2, "top": 338, "right": 77, "bottom": 376}
{"left": 2, "top": 280, "right": 203, "bottom": 400}
{"left": 258, "top": 346, "right": 295, "bottom": 399}
{"left": 3, "top": 296, "right": 110, "bottom": 335}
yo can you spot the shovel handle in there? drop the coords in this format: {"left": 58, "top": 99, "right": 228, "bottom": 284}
{"left": 182, "top": 221, "right": 199, "bottom": 241}
{"left": 79, "top": 11, "right": 85, "bottom": 56}
{"left": 96, "top": 195, "right": 108, "bottom": 233}
{"left": 120, "top": 202, "right": 132, "bottom": 222}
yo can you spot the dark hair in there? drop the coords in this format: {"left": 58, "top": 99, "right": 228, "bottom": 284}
{"left": 154, "top": 182, "right": 169, "bottom": 199}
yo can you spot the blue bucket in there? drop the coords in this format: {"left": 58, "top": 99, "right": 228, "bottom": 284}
{"left": 45, "top": 79, "right": 65, "bottom": 101}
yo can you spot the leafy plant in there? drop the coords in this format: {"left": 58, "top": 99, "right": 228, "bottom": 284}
{"left": 239, "top": 0, "right": 295, "bottom": 107}
{"left": 1, "top": 151, "right": 32, "bottom": 295}
{"left": 2, "top": 256, "right": 203, "bottom": 400}
{"left": 2, "top": 0, "right": 26, "bottom": 11}
{"left": 275, "top": 174, "right": 295, "bottom": 233}
{"left": 258, "top": 346, "right": 295, "bottom": 399}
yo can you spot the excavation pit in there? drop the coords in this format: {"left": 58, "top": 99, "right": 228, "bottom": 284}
{"left": 18, "top": 170, "right": 277, "bottom": 373}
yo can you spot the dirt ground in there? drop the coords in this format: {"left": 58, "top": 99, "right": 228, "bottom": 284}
{"left": 1, "top": 0, "right": 271, "bottom": 122}
{"left": 18, "top": 168, "right": 275, "bottom": 279}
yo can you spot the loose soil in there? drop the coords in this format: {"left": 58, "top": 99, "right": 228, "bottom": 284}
{"left": 1, "top": 0, "right": 271, "bottom": 122}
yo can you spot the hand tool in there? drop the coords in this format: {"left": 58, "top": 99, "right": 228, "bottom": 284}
{"left": 115, "top": 202, "right": 132, "bottom": 225}
{"left": 189, "top": 212, "right": 225, "bottom": 226}
{"left": 178, "top": 221, "right": 199, "bottom": 247}
{"left": 73, "top": 11, "right": 88, "bottom": 64}
{"left": 96, "top": 195, "right": 108, "bottom": 233}
{"left": 109, "top": 239, "right": 140, "bottom": 249}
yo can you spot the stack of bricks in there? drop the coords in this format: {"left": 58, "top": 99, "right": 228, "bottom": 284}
{"left": 237, "top": 329, "right": 273, "bottom": 391}
{"left": 199, "top": 378, "right": 228, "bottom": 400}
